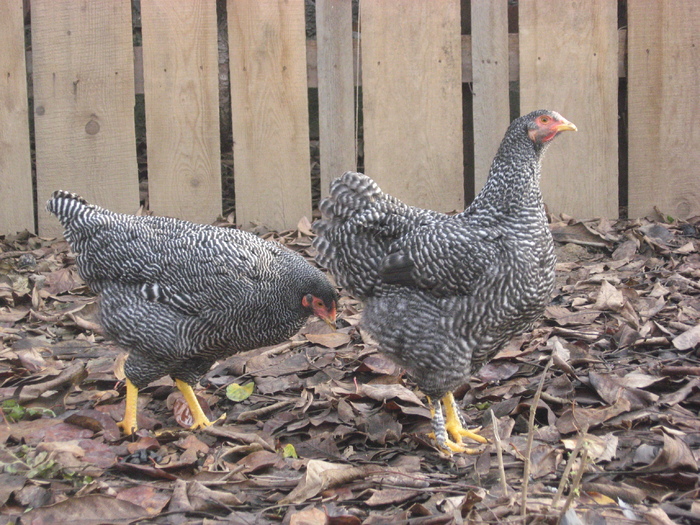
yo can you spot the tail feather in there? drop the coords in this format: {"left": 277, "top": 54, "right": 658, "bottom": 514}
{"left": 313, "top": 172, "right": 440, "bottom": 297}
{"left": 46, "top": 190, "right": 91, "bottom": 220}
{"left": 46, "top": 190, "right": 110, "bottom": 247}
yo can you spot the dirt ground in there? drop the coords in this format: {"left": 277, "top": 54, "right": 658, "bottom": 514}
{"left": 0, "top": 212, "right": 698, "bottom": 524}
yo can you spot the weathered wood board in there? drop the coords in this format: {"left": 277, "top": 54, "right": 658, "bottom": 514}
{"left": 141, "top": 0, "right": 222, "bottom": 223}
{"left": 316, "top": 0, "right": 356, "bottom": 196}
{"left": 32, "top": 0, "right": 138, "bottom": 236}
{"left": 228, "top": 0, "right": 311, "bottom": 230}
{"left": 361, "top": 0, "right": 464, "bottom": 213}
{"left": 627, "top": 1, "right": 700, "bottom": 220}
{"left": 0, "top": 0, "right": 34, "bottom": 234}
{"left": 471, "top": 0, "right": 511, "bottom": 193}
{"left": 520, "top": 0, "right": 618, "bottom": 219}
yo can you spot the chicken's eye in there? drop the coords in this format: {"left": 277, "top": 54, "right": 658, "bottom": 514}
{"left": 314, "top": 298, "right": 324, "bottom": 309}
{"left": 540, "top": 116, "right": 550, "bottom": 124}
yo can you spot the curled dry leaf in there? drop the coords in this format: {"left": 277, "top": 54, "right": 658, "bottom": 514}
{"left": 282, "top": 460, "right": 384, "bottom": 504}
{"left": 672, "top": 323, "right": 700, "bottom": 350}
{"left": 635, "top": 431, "right": 698, "bottom": 473}
{"left": 595, "top": 280, "right": 625, "bottom": 312}
{"left": 305, "top": 331, "right": 352, "bottom": 348}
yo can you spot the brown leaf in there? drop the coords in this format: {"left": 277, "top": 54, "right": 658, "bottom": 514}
{"left": 43, "top": 267, "right": 84, "bottom": 295}
{"left": 366, "top": 488, "right": 421, "bottom": 507}
{"left": 0, "top": 473, "right": 27, "bottom": 507}
{"left": 556, "top": 397, "right": 632, "bottom": 434}
{"left": 171, "top": 392, "right": 214, "bottom": 429}
{"left": 595, "top": 280, "right": 625, "bottom": 312}
{"left": 290, "top": 507, "right": 327, "bottom": 525}
{"left": 65, "top": 409, "right": 122, "bottom": 442}
{"left": 305, "top": 331, "right": 351, "bottom": 348}
{"left": 297, "top": 216, "right": 314, "bottom": 237}
{"left": 644, "top": 507, "right": 679, "bottom": 525}
{"left": 115, "top": 461, "right": 179, "bottom": 481}
{"left": 282, "top": 461, "right": 383, "bottom": 504}
{"left": 186, "top": 480, "right": 244, "bottom": 511}
{"left": 363, "top": 411, "right": 402, "bottom": 445}
{"left": 116, "top": 485, "right": 170, "bottom": 516}
{"left": 236, "top": 450, "right": 281, "bottom": 473}
{"left": 635, "top": 431, "right": 698, "bottom": 473}
{"left": 79, "top": 439, "right": 118, "bottom": 469}
{"left": 0, "top": 305, "right": 30, "bottom": 323}
{"left": 357, "top": 383, "right": 423, "bottom": 406}
{"left": 21, "top": 494, "right": 148, "bottom": 525}
{"left": 588, "top": 371, "right": 657, "bottom": 410}
{"left": 357, "top": 355, "right": 398, "bottom": 375}
{"left": 672, "top": 324, "right": 700, "bottom": 350}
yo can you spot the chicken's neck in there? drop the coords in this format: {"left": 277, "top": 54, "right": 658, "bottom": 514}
{"left": 467, "top": 141, "right": 547, "bottom": 218}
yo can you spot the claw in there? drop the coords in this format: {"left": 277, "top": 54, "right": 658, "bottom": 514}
{"left": 176, "top": 379, "right": 225, "bottom": 430}
{"left": 426, "top": 392, "right": 488, "bottom": 455}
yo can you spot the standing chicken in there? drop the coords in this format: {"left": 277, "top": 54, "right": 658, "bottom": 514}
{"left": 314, "top": 110, "right": 576, "bottom": 453}
{"left": 48, "top": 192, "right": 338, "bottom": 435}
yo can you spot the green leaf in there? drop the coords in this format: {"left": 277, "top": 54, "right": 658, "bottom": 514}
{"left": 2, "top": 399, "right": 27, "bottom": 422}
{"left": 282, "top": 444, "right": 298, "bottom": 459}
{"left": 225, "top": 381, "right": 255, "bottom": 402}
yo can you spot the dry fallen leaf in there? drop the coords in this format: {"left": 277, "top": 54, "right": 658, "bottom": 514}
{"left": 305, "top": 331, "right": 352, "bottom": 348}
{"left": 672, "top": 323, "right": 700, "bottom": 350}
{"left": 595, "top": 280, "right": 625, "bottom": 312}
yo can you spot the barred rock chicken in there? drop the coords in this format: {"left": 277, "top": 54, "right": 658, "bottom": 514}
{"left": 314, "top": 110, "right": 576, "bottom": 453}
{"left": 48, "top": 192, "right": 338, "bottom": 435}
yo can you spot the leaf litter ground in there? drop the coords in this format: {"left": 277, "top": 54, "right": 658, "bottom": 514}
{"left": 0, "top": 213, "right": 699, "bottom": 525}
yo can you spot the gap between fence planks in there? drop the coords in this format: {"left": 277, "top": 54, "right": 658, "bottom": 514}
{"left": 316, "top": 0, "right": 356, "bottom": 197}
{"left": 141, "top": 0, "right": 222, "bottom": 224}
{"left": 0, "top": 0, "right": 34, "bottom": 234}
{"left": 470, "top": 0, "right": 511, "bottom": 194}
{"left": 361, "top": 0, "right": 464, "bottom": 213}
{"left": 227, "top": 0, "right": 311, "bottom": 231}
{"left": 31, "top": 0, "right": 138, "bottom": 237}
{"left": 627, "top": 0, "right": 700, "bottom": 220}
{"left": 519, "top": 0, "right": 618, "bottom": 220}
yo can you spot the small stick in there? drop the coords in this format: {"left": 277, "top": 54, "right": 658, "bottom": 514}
{"left": 237, "top": 399, "right": 295, "bottom": 421}
{"left": 521, "top": 357, "right": 553, "bottom": 520}
{"left": 552, "top": 427, "right": 588, "bottom": 508}
{"left": 558, "top": 448, "right": 589, "bottom": 524}
{"left": 490, "top": 409, "right": 508, "bottom": 496}
{"left": 660, "top": 366, "right": 700, "bottom": 377}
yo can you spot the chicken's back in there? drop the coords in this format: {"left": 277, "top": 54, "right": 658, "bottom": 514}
{"left": 313, "top": 172, "right": 444, "bottom": 298}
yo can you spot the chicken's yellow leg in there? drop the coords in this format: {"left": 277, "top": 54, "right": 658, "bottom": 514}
{"left": 426, "top": 393, "right": 487, "bottom": 454}
{"left": 443, "top": 391, "right": 489, "bottom": 445}
{"left": 175, "top": 379, "right": 225, "bottom": 430}
{"left": 117, "top": 378, "right": 139, "bottom": 435}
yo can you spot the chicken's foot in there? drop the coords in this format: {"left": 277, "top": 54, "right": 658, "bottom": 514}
{"left": 427, "top": 393, "right": 487, "bottom": 454}
{"left": 117, "top": 378, "right": 139, "bottom": 435}
{"left": 175, "top": 379, "right": 226, "bottom": 430}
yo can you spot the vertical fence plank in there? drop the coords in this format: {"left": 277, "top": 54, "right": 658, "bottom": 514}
{"left": 519, "top": 0, "right": 618, "bottom": 219}
{"left": 0, "top": 0, "right": 33, "bottom": 234}
{"left": 32, "top": 0, "right": 138, "bottom": 236}
{"left": 141, "top": 0, "right": 221, "bottom": 223}
{"left": 471, "top": 0, "right": 510, "bottom": 193}
{"left": 627, "top": 1, "right": 700, "bottom": 220}
{"left": 316, "top": 0, "right": 356, "bottom": 195}
{"left": 361, "top": 0, "right": 463, "bottom": 212}
{"left": 228, "top": 0, "right": 311, "bottom": 230}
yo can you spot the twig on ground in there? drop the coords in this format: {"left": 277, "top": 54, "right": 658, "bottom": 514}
{"left": 558, "top": 448, "right": 589, "bottom": 524}
{"left": 490, "top": 409, "right": 508, "bottom": 496}
{"left": 552, "top": 426, "right": 589, "bottom": 508}
{"left": 237, "top": 399, "right": 295, "bottom": 422}
{"left": 521, "top": 357, "right": 553, "bottom": 520}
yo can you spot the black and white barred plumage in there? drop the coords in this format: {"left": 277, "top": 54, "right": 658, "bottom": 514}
{"left": 47, "top": 191, "right": 337, "bottom": 390}
{"left": 314, "top": 110, "right": 574, "bottom": 399}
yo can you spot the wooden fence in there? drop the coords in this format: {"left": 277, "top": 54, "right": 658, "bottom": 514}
{"left": 1, "top": 0, "right": 698, "bottom": 237}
